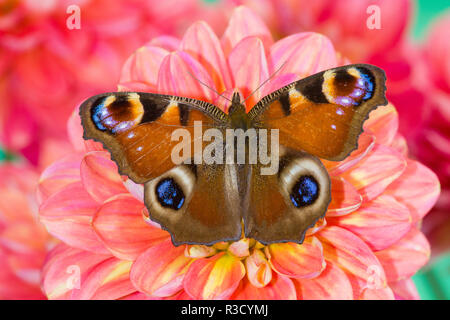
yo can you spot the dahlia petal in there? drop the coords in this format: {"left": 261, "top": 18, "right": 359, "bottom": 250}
{"left": 363, "top": 104, "right": 399, "bottom": 146}
{"left": 67, "top": 108, "right": 87, "bottom": 153}
{"left": 185, "top": 245, "right": 217, "bottom": 259}
{"left": 142, "top": 207, "right": 163, "bottom": 229}
{"left": 157, "top": 51, "right": 216, "bottom": 101}
{"left": 92, "top": 194, "right": 169, "bottom": 260}
{"left": 120, "top": 292, "right": 161, "bottom": 300}
{"left": 39, "top": 182, "right": 109, "bottom": 254}
{"left": 390, "top": 134, "right": 409, "bottom": 156}
{"left": 119, "top": 45, "right": 168, "bottom": 87}
{"left": 183, "top": 252, "right": 245, "bottom": 300}
{"left": 180, "top": 21, "right": 232, "bottom": 92}
{"left": 80, "top": 151, "right": 128, "bottom": 203}
{"left": 123, "top": 178, "right": 144, "bottom": 202}
{"left": 375, "top": 228, "right": 430, "bottom": 282}
{"left": 0, "top": 249, "right": 44, "bottom": 299}
{"left": 269, "top": 32, "right": 338, "bottom": 78}
{"left": 228, "top": 36, "right": 269, "bottom": 110}
{"left": 318, "top": 226, "right": 386, "bottom": 286}
{"left": 40, "top": 137, "right": 74, "bottom": 171}
{"left": 305, "top": 217, "right": 327, "bottom": 236}
{"left": 418, "top": 127, "right": 450, "bottom": 161}
{"left": 325, "top": 132, "right": 375, "bottom": 174}
{"left": 213, "top": 241, "right": 230, "bottom": 251}
{"left": 84, "top": 139, "right": 105, "bottom": 153}
{"left": 341, "top": 144, "right": 407, "bottom": 201}
{"left": 221, "top": 6, "right": 273, "bottom": 56}
{"left": 228, "top": 238, "right": 250, "bottom": 258}
{"left": 327, "top": 176, "right": 363, "bottom": 217}
{"left": 260, "top": 73, "right": 299, "bottom": 97}
{"left": 385, "top": 159, "right": 440, "bottom": 222}
{"left": 389, "top": 278, "right": 420, "bottom": 300}
{"left": 346, "top": 274, "right": 386, "bottom": 300}
{"left": 5, "top": 254, "right": 45, "bottom": 287}
{"left": 148, "top": 36, "right": 180, "bottom": 52}
{"left": 0, "top": 221, "right": 47, "bottom": 254}
{"left": 41, "top": 244, "right": 112, "bottom": 300}
{"left": 294, "top": 262, "right": 353, "bottom": 300}
{"left": 0, "top": 269, "right": 45, "bottom": 300}
{"left": 359, "top": 286, "right": 395, "bottom": 300}
{"left": 329, "top": 195, "right": 412, "bottom": 251}
{"left": 231, "top": 273, "right": 296, "bottom": 300}
{"left": 130, "top": 240, "right": 192, "bottom": 297}
{"left": 245, "top": 249, "right": 272, "bottom": 288}
{"left": 37, "top": 153, "right": 84, "bottom": 203}
{"left": 266, "top": 236, "right": 325, "bottom": 279}
{"left": 0, "top": 189, "right": 36, "bottom": 224}
{"left": 0, "top": 164, "right": 38, "bottom": 192}
{"left": 117, "top": 81, "right": 155, "bottom": 92}
{"left": 71, "top": 258, "right": 135, "bottom": 300}
{"left": 168, "top": 290, "right": 192, "bottom": 300}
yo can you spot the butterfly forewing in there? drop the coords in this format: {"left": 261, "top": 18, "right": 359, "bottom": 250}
{"left": 249, "top": 64, "right": 388, "bottom": 161}
{"left": 80, "top": 92, "right": 227, "bottom": 183}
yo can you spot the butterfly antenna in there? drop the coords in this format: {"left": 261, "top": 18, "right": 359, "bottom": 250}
{"left": 243, "top": 61, "right": 288, "bottom": 103}
{"left": 186, "top": 70, "right": 232, "bottom": 102}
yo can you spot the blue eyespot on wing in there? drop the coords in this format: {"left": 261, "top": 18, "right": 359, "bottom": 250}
{"left": 290, "top": 175, "right": 319, "bottom": 208}
{"left": 156, "top": 178, "right": 185, "bottom": 210}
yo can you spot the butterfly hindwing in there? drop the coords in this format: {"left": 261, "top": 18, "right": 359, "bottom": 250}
{"left": 244, "top": 146, "right": 331, "bottom": 244}
{"left": 143, "top": 163, "right": 242, "bottom": 245}
{"left": 249, "top": 64, "right": 387, "bottom": 161}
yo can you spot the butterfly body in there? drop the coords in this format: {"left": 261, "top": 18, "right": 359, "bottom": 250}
{"left": 80, "top": 64, "right": 387, "bottom": 246}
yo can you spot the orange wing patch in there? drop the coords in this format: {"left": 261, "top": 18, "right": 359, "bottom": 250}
{"left": 267, "top": 103, "right": 355, "bottom": 160}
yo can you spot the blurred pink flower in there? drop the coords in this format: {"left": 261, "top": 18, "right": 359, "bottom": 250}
{"left": 221, "top": 0, "right": 411, "bottom": 61}
{"left": 0, "top": 163, "right": 51, "bottom": 299}
{"left": 206, "top": 0, "right": 429, "bottom": 142}
{"left": 0, "top": 0, "right": 200, "bottom": 167}
{"left": 38, "top": 6, "right": 439, "bottom": 300}
{"left": 410, "top": 13, "right": 450, "bottom": 256}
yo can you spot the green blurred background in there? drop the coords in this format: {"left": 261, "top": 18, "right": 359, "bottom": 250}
{"left": 1, "top": 0, "right": 449, "bottom": 300}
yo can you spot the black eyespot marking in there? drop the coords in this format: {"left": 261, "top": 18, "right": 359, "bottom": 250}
{"left": 279, "top": 92, "right": 291, "bottom": 116}
{"left": 156, "top": 178, "right": 185, "bottom": 210}
{"left": 139, "top": 93, "right": 167, "bottom": 123}
{"left": 109, "top": 96, "right": 132, "bottom": 114}
{"left": 290, "top": 175, "right": 319, "bottom": 208}
{"left": 298, "top": 76, "right": 328, "bottom": 104}
{"left": 178, "top": 103, "right": 191, "bottom": 126}
{"left": 334, "top": 70, "right": 356, "bottom": 92}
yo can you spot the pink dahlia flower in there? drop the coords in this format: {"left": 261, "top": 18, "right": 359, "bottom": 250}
{"left": 206, "top": 0, "right": 429, "bottom": 142}
{"left": 0, "top": 163, "right": 50, "bottom": 299}
{"left": 216, "top": 0, "right": 410, "bottom": 61}
{"left": 38, "top": 6, "right": 440, "bottom": 300}
{"left": 410, "top": 13, "right": 450, "bottom": 255}
{"left": 0, "top": 0, "right": 199, "bottom": 166}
